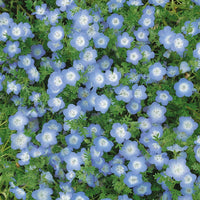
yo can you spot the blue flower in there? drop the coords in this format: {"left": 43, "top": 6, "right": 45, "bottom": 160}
{"left": 119, "top": 140, "right": 140, "bottom": 160}
{"left": 48, "top": 26, "right": 64, "bottom": 42}
{"left": 90, "top": 145, "right": 103, "bottom": 160}
{"left": 94, "top": 136, "right": 114, "bottom": 152}
{"left": 138, "top": 14, "right": 155, "bottom": 29}
{"left": 0, "top": 25, "right": 8, "bottom": 42}
{"left": 57, "top": 192, "right": 73, "bottom": 200}
{"left": 10, "top": 187, "right": 26, "bottom": 200}
{"left": 111, "top": 164, "right": 128, "bottom": 177}
{"left": 128, "top": 156, "right": 147, "bottom": 173}
{"left": 94, "top": 94, "right": 110, "bottom": 114}
{"left": 26, "top": 66, "right": 40, "bottom": 82}
{"left": 117, "top": 32, "right": 133, "bottom": 48}
{"left": 64, "top": 152, "right": 83, "bottom": 171}
{"left": 4, "top": 41, "right": 21, "bottom": 58}
{"left": 193, "top": 42, "right": 200, "bottom": 59}
{"left": 107, "top": 13, "right": 124, "bottom": 29}
{"left": 126, "top": 100, "right": 141, "bottom": 115}
{"left": 31, "top": 44, "right": 46, "bottom": 60}
{"left": 110, "top": 123, "right": 131, "bottom": 143}
{"left": 141, "top": 45, "right": 155, "bottom": 61}
{"left": 174, "top": 78, "right": 194, "bottom": 97}
{"left": 194, "top": 145, "right": 200, "bottom": 162}
{"left": 62, "top": 67, "right": 80, "bottom": 86}
{"left": 47, "top": 40, "right": 63, "bottom": 52}
{"left": 124, "top": 172, "right": 143, "bottom": 188}
{"left": 147, "top": 102, "right": 166, "bottom": 124}
{"left": 149, "top": 0, "right": 169, "bottom": 7}
{"left": 56, "top": 0, "right": 74, "bottom": 11}
{"left": 126, "top": 48, "right": 142, "bottom": 65}
{"left": 177, "top": 116, "right": 198, "bottom": 136}
{"left": 180, "top": 172, "right": 197, "bottom": 188}
{"left": 36, "top": 129, "right": 58, "bottom": 148}
{"left": 48, "top": 97, "right": 65, "bottom": 113}
{"left": 0, "top": 12, "right": 13, "bottom": 26}
{"left": 115, "top": 85, "right": 133, "bottom": 103}
{"left": 94, "top": 33, "right": 109, "bottom": 49}
{"left": 133, "top": 182, "right": 152, "bottom": 196}
{"left": 183, "top": 21, "right": 199, "bottom": 36}
{"left": 149, "top": 62, "right": 166, "bottom": 81}
{"left": 155, "top": 90, "right": 173, "bottom": 106}
{"left": 32, "top": 4, "right": 47, "bottom": 20}
{"left": 11, "top": 132, "right": 31, "bottom": 150}
{"left": 65, "top": 132, "right": 84, "bottom": 149}
{"left": 16, "top": 149, "right": 30, "bottom": 166}
{"left": 46, "top": 8, "right": 61, "bottom": 25}
{"left": 7, "top": 80, "right": 21, "bottom": 95}
{"left": 180, "top": 61, "right": 191, "bottom": 73}
{"left": 105, "top": 67, "right": 121, "bottom": 86}
{"left": 171, "top": 33, "right": 189, "bottom": 56}
{"left": 87, "top": 23, "right": 99, "bottom": 39}
{"left": 127, "top": 0, "right": 143, "bottom": 6}
{"left": 32, "top": 187, "right": 53, "bottom": 200}
{"left": 134, "top": 27, "right": 149, "bottom": 42}
{"left": 70, "top": 32, "right": 89, "bottom": 51}
{"left": 98, "top": 55, "right": 113, "bottom": 71}
{"left": 132, "top": 84, "right": 147, "bottom": 102}
{"left": 8, "top": 22, "right": 24, "bottom": 40}
{"left": 63, "top": 104, "right": 81, "bottom": 120}
{"left": 166, "top": 65, "right": 179, "bottom": 77}
{"left": 142, "top": 5, "right": 155, "bottom": 16}
{"left": 18, "top": 54, "right": 35, "bottom": 70}
{"left": 72, "top": 192, "right": 89, "bottom": 200}
{"left": 79, "top": 47, "right": 97, "bottom": 65}
{"left": 89, "top": 69, "right": 105, "bottom": 89}
{"left": 9, "top": 111, "right": 29, "bottom": 132}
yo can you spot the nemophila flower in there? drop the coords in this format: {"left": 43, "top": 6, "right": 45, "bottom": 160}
{"left": 36, "top": 129, "right": 58, "bottom": 148}
{"left": 47, "top": 40, "right": 63, "bottom": 52}
{"left": 16, "top": 149, "right": 30, "bottom": 166}
{"left": 141, "top": 45, "right": 155, "bottom": 61}
{"left": 132, "top": 84, "right": 147, "bottom": 102}
{"left": 110, "top": 123, "right": 131, "bottom": 144}
{"left": 127, "top": 0, "right": 143, "bottom": 6}
{"left": 94, "top": 94, "right": 110, "bottom": 114}
{"left": 177, "top": 116, "right": 198, "bottom": 136}
{"left": 86, "top": 124, "right": 103, "bottom": 137}
{"left": 63, "top": 104, "right": 81, "bottom": 120}
{"left": 32, "top": 187, "right": 53, "bottom": 200}
{"left": 51, "top": 53, "right": 66, "bottom": 71}
{"left": 126, "top": 69, "right": 141, "bottom": 84}
{"left": 21, "top": 22, "right": 34, "bottom": 40}
{"left": 124, "top": 172, "right": 143, "bottom": 188}
{"left": 57, "top": 192, "right": 73, "bottom": 200}
{"left": 94, "top": 136, "right": 114, "bottom": 152}
{"left": 98, "top": 55, "right": 113, "bottom": 71}
{"left": 180, "top": 172, "right": 197, "bottom": 188}
{"left": 92, "top": 157, "right": 105, "bottom": 169}
{"left": 87, "top": 23, "right": 99, "bottom": 39}
{"left": 10, "top": 187, "right": 26, "bottom": 200}
{"left": 93, "top": 33, "right": 109, "bottom": 49}
{"left": 70, "top": 32, "right": 89, "bottom": 51}
{"left": 62, "top": 67, "right": 80, "bottom": 86}
{"left": 90, "top": 145, "right": 103, "bottom": 160}
{"left": 133, "top": 182, "right": 152, "bottom": 196}
{"left": 134, "top": 28, "right": 149, "bottom": 42}
{"left": 46, "top": 8, "right": 61, "bottom": 25}
{"left": 107, "top": 0, "right": 124, "bottom": 13}
{"left": 18, "top": 54, "right": 34, "bottom": 70}
{"left": 174, "top": 78, "right": 194, "bottom": 97}
{"left": 180, "top": 61, "right": 190, "bottom": 73}
{"left": 111, "top": 164, "right": 127, "bottom": 177}
{"left": 89, "top": 69, "right": 105, "bottom": 89}
{"left": 0, "top": 12, "right": 13, "bottom": 26}
{"left": 8, "top": 23, "right": 24, "bottom": 40}
{"left": 139, "top": 14, "right": 154, "bottom": 29}
{"left": 27, "top": 67, "right": 40, "bottom": 82}
{"left": 182, "top": 21, "right": 199, "bottom": 36}
{"left": 7, "top": 81, "right": 21, "bottom": 95}
{"left": 4, "top": 41, "right": 21, "bottom": 58}
{"left": 59, "top": 182, "right": 74, "bottom": 193}
{"left": 65, "top": 133, "right": 84, "bottom": 149}
{"left": 29, "top": 92, "right": 41, "bottom": 106}
{"left": 9, "top": 111, "right": 29, "bottom": 132}
{"left": 193, "top": 42, "right": 200, "bottom": 59}
{"left": 155, "top": 90, "right": 173, "bottom": 106}
{"left": 117, "top": 32, "right": 133, "bottom": 48}
{"left": 128, "top": 156, "right": 147, "bottom": 173}
{"left": 194, "top": 145, "right": 200, "bottom": 162}
{"left": 105, "top": 67, "right": 121, "bottom": 86}
{"left": 149, "top": 153, "right": 169, "bottom": 170}
{"left": 115, "top": 85, "right": 133, "bottom": 103}
{"left": 66, "top": 170, "right": 76, "bottom": 182}
{"left": 48, "top": 97, "right": 65, "bottom": 113}
{"left": 126, "top": 48, "right": 142, "bottom": 65}
{"left": 65, "top": 152, "right": 82, "bottom": 171}
{"left": 31, "top": 45, "right": 46, "bottom": 60}
{"left": 147, "top": 141, "right": 162, "bottom": 154}
{"left": 78, "top": 99, "right": 93, "bottom": 112}
{"left": 110, "top": 155, "right": 125, "bottom": 166}
{"left": 149, "top": 62, "right": 166, "bottom": 81}
{"left": 149, "top": 0, "right": 169, "bottom": 7}
{"left": 147, "top": 125, "right": 163, "bottom": 139}
{"left": 11, "top": 132, "right": 31, "bottom": 150}
{"left": 118, "top": 194, "right": 132, "bottom": 200}
{"left": 142, "top": 5, "right": 155, "bottom": 16}
{"left": 73, "top": 9, "right": 93, "bottom": 31}
{"left": 147, "top": 102, "right": 166, "bottom": 124}
{"left": 73, "top": 60, "right": 86, "bottom": 72}
{"left": 72, "top": 192, "right": 89, "bottom": 200}
{"left": 171, "top": 33, "right": 189, "bottom": 56}
{"left": 33, "top": 4, "right": 47, "bottom": 20}
{"left": 158, "top": 26, "right": 175, "bottom": 50}
{"left": 138, "top": 117, "right": 152, "bottom": 132}
{"left": 79, "top": 47, "right": 97, "bottom": 65}
{"left": 167, "top": 65, "right": 179, "bottom": 77}
{"left": 100, "top": 162, "right": 112, "bottom": 176}
{"left": 48, "top": 26, "right": 64, "bottom": 42}
{"left": 48, "top": 71, "right": 65, "bottom": 92}
{"left": 56, "top": 0, "right": 74, "bottom": 11}
{"left": 0, "top": 25, "right": 8, "bottom": 42}
{"left": 107, "top": 13, "right": 124, "bottom": 29}
{"left": 119, "top": 140, "right": 140, "bottom": 160}
{"left": 126, "top": 100, "right": 141, "bottom": 115}
{"left": 30, "top": 146, "right": 45, "bottom": 158}
{"left": 165, "top": 158, "right": 190, "bottom": 181}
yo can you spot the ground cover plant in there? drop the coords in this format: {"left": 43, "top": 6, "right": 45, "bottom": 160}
{"left": 0, "top": 0, "right": 200, "bottom": 199}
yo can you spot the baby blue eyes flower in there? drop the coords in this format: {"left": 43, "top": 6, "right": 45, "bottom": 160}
{"left": 7, "top": 80, "right": 21, "bottom": 95}
{"left": 138, "top": 14, "right": 155, "bottom": 29}
{"left": 18, "top": 54, "right": 35, "bottom": 70}
{"left": 62, "top": 67, "right": 80, "bottom": 86}
{"left": 107, "top": 13, "right": 124, "bottom": 29}
{"left": 93, "top": 33, "right": 109, "bottom": 49}
{"left": 94, "top": 136, "right": 114, "bottom": 152}
{"left": 115, "top": 85, "right": 133, "bottom": 103}
{"left": 4, "top": 41, "right": 21, "bottom": 58}
{"left": 155, "top": 90, "right": 173, "bottom": 106}
{"left": 193, "top": 42, "right": 200, "bottom": 59}
{"left": 133, "top": 182, "right": 152, "bottom": 196}
{"left": 11, "top": 132, "right": 31, "bottom": 150}
{"left": 48, "top": 97, "right": 65, "bottom": 113}
{"left": 117, "top": 32, "right": 133, "bottom": 48}
{"left": 70, "top": 32, "right": 89, "bottom": 51}
{"left": 149, "top": 0, "right": 169, "bottom": 7}
{"left": 10, "top": 187, "right": 26, "bottom": 200}
{"left": 63, "top": 104, "right": 81, "bottom": 120}
{"left": 134, "top": 27, "right": 149, "bottom": 42}
{"left": 174, "top": 78, "right": 194, "bottom": 97}
{"left": 124, "top": 172, "right": 143, "bottom": 188}
{"left": 48, "top": 26, "right": 64, "bottom": 42}
{"left": 31, "top": 44, "right": 46, "bottom": 60}
{"left": 94, "top": 94, "right": 111, "bottom": 114}
{"left": 149, "top": 62, "right": 166, "bottom": 81}
{"left": 79, "top": 47, "right": 97, "bottom": 65}
{"left": 126, "top": 48, "right": 142, "bottom": 65}
{"left": 33, "top": 4, "right": 47, "bottom": 20}
{"left": 32, "top": 187, "right": 53, "bottom": 200}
